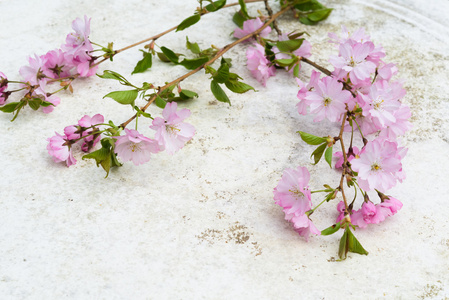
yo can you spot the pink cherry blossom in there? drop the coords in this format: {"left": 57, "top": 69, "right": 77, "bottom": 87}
{"left": 246, "top": 43, "right": 276, "bottom": 87}
{"left": 351, "top": 138, "right": 403, "bottom": 193}
{"left": 378, "top": 196, "right": 403, "bottom": 216}
{"left": 47, "top": 132, "right": 76, "bottom": 167}
{"left": 329, "top": 41, "right": 377, "bottom": 84}
{"left": 19, "top": 54, "right": 47, "bottom": 85}
{"left": 0, "top": 72, "right": 8, "bottom": 105}
{"left": 78, "top": 114, "right": 104, "bottom": 152}
{"left": 305, "top": 76, "right": 352, "bottom": 122}
{"left": 150, "top": 102, "right": 195, "bottom": 155}
{"left": 378, "top": 104, "right": 412, "bottom": 140}
{"left": 274, "top": 166, "right": 312, "bottom": 217}
{"left": 335, "top": 201, "right": 346, "bottom": 223}
{"left": 296, "top": 70, "right": 321, "bottom": 115}
{"left": 233, "top": 17, "right": 271, "bottom": 41}
{"left": 287, "top": 214, "right": 321, "bottom": 242}
{"left": 328, "top": 26, "right": 371, "bottom": 45}
{"left": 62, "top": 15, "right": 93, "bottom": 54}
{"left": 335, "top": 146, "right": 360, "bottom": 169}
{"left": 42, "top": 49, "right": 71, "bottom": 79}
{"left": 114, "top": 129, "right": 161, "bottom": 166}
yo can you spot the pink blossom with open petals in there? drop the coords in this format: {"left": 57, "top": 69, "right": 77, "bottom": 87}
{"left": 305, "top": 76, "right": 351, "bottom": 122}
{"left": 328, "top": 26, "right": 370, "bottom": 45}
{"left": 114, "top": 129, "right": 160, "bottom": 166}
{"left": 47, "top": 132, "right": 76, "bottom": 167}
{"left": 351, "top": 138, "right": 403, "bottom": 193}
{"left": 150, "top": 102, "right": 195, "bottom": 155}
{"left": 296, "top": 70, "right": 321, "bottom": 115}
{"left": 77, "top": 114, "right": 104, "bottom": 152}
{"left": 288, "top": 214, "right": 321, "bottom": 242}
{"left": 233, "top": 18, "right": 271, "bottom": 41}
{"left": 19, "top": 54, "right": 47, "bottom": 85}
{"left": 42, "top": 49, "right": 71, "bottom": 79}
{"left": 379, "top": 196, "right": 403, "bottom": 216}
{"left": 246, "top": 43, "right": 276, "bottom": 86}
{"left": 63, "top": 15, "right": 93, "bottom": 54}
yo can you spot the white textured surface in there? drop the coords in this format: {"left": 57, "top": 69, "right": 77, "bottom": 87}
{"left": 1, "top": 0, "right": 449, "bottom": 299}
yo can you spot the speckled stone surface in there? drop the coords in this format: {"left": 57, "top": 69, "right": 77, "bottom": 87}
{"left": 0, "top": 0, "right": 448, "bottom": 299}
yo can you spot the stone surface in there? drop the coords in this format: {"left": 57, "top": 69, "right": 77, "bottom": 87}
{"left": 0, "top": 0, "right": 448, "bottom": 299}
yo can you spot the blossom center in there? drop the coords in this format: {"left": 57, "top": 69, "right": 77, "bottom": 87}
{"left": 349, "top": 56, "right": 357, "bottom": 67}
{"left": 129, "top": 143, "right": 141, "bottom": 153}
{"left": 166, "top": 124, "right": 180, "bottom": 136}
{"left": 289, "top": 188, "right": 304, "bottom": 200}
{"left": 373, "top": 97, "right": 384, "bottom": 110}
{"left": 323, "top": 97, "right": 332, "bottom": 106}
{"left": 370, "top": 162, "right": 382, "bottom": 172}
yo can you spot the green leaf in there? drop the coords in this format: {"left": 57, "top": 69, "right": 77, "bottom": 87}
{"left": 308, "top": 8, "right": 333, "bottom": 22}
{"left": 274, "top": 58, "right": 295, "bottom": 67}
{"left": 298, "top": 16, "right": 315, "bottom": 25}
{"left": 276, "top": 39, "right": 304, "bottom": 53}
{"left": 186, "top": 37, "right": 201, "bottom": 54}
{"left": 347, "top": 227, "right": 369, "bottom": 256}
{"left": 205, "top": 0, "right": 226, "bottom": 12}
{"left": 325, "top": 146, "right": 333, "bottom": 168}
{"left": 97, "top": 70, "right": 132, "bottom": 86}
{"left": 134, "top": 106, "right": 153, "bottom": 119}
{"left": 298, "top": 131, "right": 327, "bottom": 145}
{"left": 156, "top": 51, "right": 171, "bottom": 62}
{"left": 179, "top": 56, "right": 209, "bottom": 70}
{"left": 160, "top": 46, "right": 179, "bottom": 63}
{"left": 82, "top": 138, "right": 121, "bottom": 178}
{"left": 0, "top": 102, "right": 21, "bottom": 113}
{"left": 238, "top": 0, "right": 250, "bottom": 18}
{"left": 321, "top": 222, "right": 341, "bottom": 236}
{"left": 28, "top": 98, "right": 42, "bottom": 111}
{"left": 311, "top": 143, "right": 327, "bottom": 165}
{"left": 180, "top": 89, "right": 198, "bottom": 100}
{"left": 210, "top": 80, "right": 230, "bottom": 105}
{"left": 132, "top": 50, "right": 153, "bottom": 74}
{"left": 176, "top": 14, "right": 201, "bottom": 32}
{"left": 40, "top": 101, "right": 54, "bottom": 107}
{"left": 103, "top": 90, "right": 139, "bottom": 105}
{"left": 213, "top": 62, "right": 230, "bottom": 83}
{"left": 224, "top": 80, "right": 255, "bottom": 94}
{"left": 293, "top": 63, "right": 300, "bottom": 78}
{"left": 338, "top": 226, "right": 350, "bottom": 260}
{"left": 232, "top": 10, "right": 249, "bottom": 28}
{"left": 295, "top": 0, "right": 325, "bottom": 11}
{"left": 155, "top": 95, "right": 167, "bottom": 109}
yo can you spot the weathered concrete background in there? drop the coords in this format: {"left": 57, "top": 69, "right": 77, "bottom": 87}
{"left": 0, "top": 0, "right": 448, "bottom": 298}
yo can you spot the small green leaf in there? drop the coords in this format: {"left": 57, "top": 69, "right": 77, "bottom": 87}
{"left": 298, "top": 131, "right": 327, "bottom": 145}
{"left": 180, "top": 89, "right": 198, "bottom": 100}
{"left": 293, "top": 63, "right": 300, "bottom": 78}
{"left": 205, "top": 0, "right": 226, "bottom": 12}
{"left": 186, "top": 37, "right": 201, "bottom": 54}
{"left": 238, "top": 0, "right": 250, "bottom": 18}
{"left": 210, "top": 80, "right": 230, "bottom": 105}
{"left": 308, "top": 8, "right": 333, "bottom": 22}
{"left": 176, "top": 14, "right": 201, "bottom": 32}
{"left": 103, "top": 90, "right": 139, "bottom": 105}
{"left": 40, "top": 101, "right": 54, "bottom": 107}
{"left": 311, "top": 143, "right": 327, "bottom": 165}
{"left": 224, "top": 80, "right": 255, "bottom": 94}
{"left": 232, "top": 10, "right": 249, "bottom": 28}
{"left": 213, "top": 61, "right": 230, "bottom": 83}
{"left": 155, "top": 95, "right": 167, "bottom": 109}
{"left": 156, "top": 51, "right": 171, "bottom": 62}
{"left": 28, "top": 98, "right": 42, "bottom": 111}
{"left": 179, "top": 56, "right": 209, "bottom": 70}
{"left": 347, "top": 227, "right": 369, "bottom": 256}
{"left": 97, "top": 70, "right": 132, "bottom": 86}
{"left": 276, "top": 39, "right": 304, "bottom": 53}
{"left": 0, "top": 102, "right": 21, "bottom": 113}
{"left": 338, "top": 226, "right": 350, "bottom": 260}
{"left": 134, "top": 106, "right": 153, "bottom": 119}
{"left": 274, "top": 58, "right": 295, "bottom": 67}
{"left": 295, "top": 0, "right": 325, "bottom": 11}
{"left": 132, "top": 50, "right": 153, "bottom": 74}
{"left": 321, "top": 222, "right": 341, "bottom": 236}
{"left": 82, "top": 138, "right": 121, "bottom": 178}
{"left": 160, "top": 47, "right": 179, "bottom": 63}
{"left": 325, "top": 146, "right": 333, "bottom": 168}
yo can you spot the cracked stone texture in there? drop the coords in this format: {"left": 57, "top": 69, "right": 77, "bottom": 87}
{"left": 0, "top": 0, "right": 448, "bottom": 299}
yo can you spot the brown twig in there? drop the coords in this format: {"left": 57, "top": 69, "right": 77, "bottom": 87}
{"left": 263, "top": 0, "right": 282, "bottom": 36}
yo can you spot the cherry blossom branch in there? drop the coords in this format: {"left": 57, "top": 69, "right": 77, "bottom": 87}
{"left": 120, "top": 4, "right": 293, "bottom": 129}
{"left": 263, "top": 0, "right": 282, "bottom": 36}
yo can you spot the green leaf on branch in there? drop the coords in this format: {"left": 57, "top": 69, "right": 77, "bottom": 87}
{"left": 321, "top": 222, "right": 341, "bottom": 236}
{"left": 103, "top": 90, "right": 139, "bottom": 106}
{"left": 338, "top": 226, "right": 369, "bottom": 260}
{"left": 205, "top": 0, "right": 227, "bottom": 12}
{"left": 233, "top": 10, "right": 249, "bottom": 28}
{"left": 179, "top": 56, "right": 209, "bottom": 70}
{"left": 160, "top": 47, "right": 180, "bottom": 63}
{"left": 295, "top": 0, "right": 333, "bottom": 25}
{"left": 180, "top": 89, "right": 198, "bottom": 100}
{"left": 134, "top": 106, "right": 153, "bottom": 119}
{"left": 325, "top": 146, "right": 333, "bottom": 168}
{"left": 338, "top": 226, "right": 349, "bottom": 260}
{"left": 275, "top": 39, "right": 304, "bottom": 53}
{"left": 0, "top": 101, "right": 21, "bottom": 113}
{"left": 186, "top": 37, "right": 201, "bottom": 54}
{"left": 153, "top": 95, "right": 167, "bottom": 109}
{"left": 311, "top": 143, "right": 327, "bottom": 165}
{"left": 308, "top": 8, "right": 333, "bottom": 22}
{"left": 97, "top": 70, "right": 133, "bottom": 86}
{"left": 82, "top": 138, "right": 122, "bottom": 178}
{"left": 210, "top": 80, "right": 230, "bottom": 105}
{"left": 298, "top": 131, "right": 327, "bottom": 145}
{"left": 213, "top": 61, "right": 230, "bottom": 83}
{"left": 274, "top": 58, "right": 295, "bottom": 67}
{"left": 176, "top": 14, "right": 201, "bottom": 31}
{"left": 293, "top": 63, "right": 300, "bottom": 78}
{"left": 132, "top": 50, "right": 153, "bottom": 74}
{"left": 238, "top": 0, "right": 250, "bottom": 18}
{"left": 224, "top": 80, "right": 255, "bottom": 94}
{"left": 28, "top": 98, "right": 42, "bottom": 111}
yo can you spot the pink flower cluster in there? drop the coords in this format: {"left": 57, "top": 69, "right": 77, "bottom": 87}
{"left": 1, "top": 16, "right": 97, "bottom": 113}
{"left": 273, "top": 166, "right": 320, "bottom": 241}
{"left": 239, "top": 19, "right": 311, "bottom": 86}
{"left": 47, "top": 103, "right": 195, "bottom": 168}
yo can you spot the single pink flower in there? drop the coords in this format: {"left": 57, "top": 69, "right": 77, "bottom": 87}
{"left": 78, "top": 114, "right": 104, "bottom": 152}
{"left": 328, "top": 26, "right": 370, "bottom": 45}
{"left": 351, "top": 138, "right": 403, "bottom": 193}
{"left": 47, "top": 132, "right": 76, "bottom": 167}
{"left": 335, "top": 201, "right": 346, "bottom": 223}
{"left": 378, "top": 196, "right": 403, "bottom": 216}
{"left": 0, "top": 72, "right": 8, "bottom": 105}
{"left": 114, "top": 129, "right": 161, "bottom": 166}
{"left": 62, "top": 15, "right": 93, "bottom": 54}
{"left": 274, "top": 166, "right": 312, "bottom": 216}
{"left": 150, "top": 102, "right": 195, "bottom": 155}
{"left": 288, "top": 214, "right": 321, "bottom": 242}
{"left": 246, "top": 43, "right": 276, "bottom": 86}
{"left": 19, "top": 54, "right": 47, "bottom": 85}
{"left": 42, "top": 49, "right": 71, "bottom": 79}
{"left": 305, "top": 76, "right": 352, "bottom": 122}
{"left": 296, "top": 70, "right": 321, "bottom": 115}
{"left": 233, "top": 17, "right": 271, "bottom": 41}
{"left": 378, "top": 104, "right": 412, "bottom": 140}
